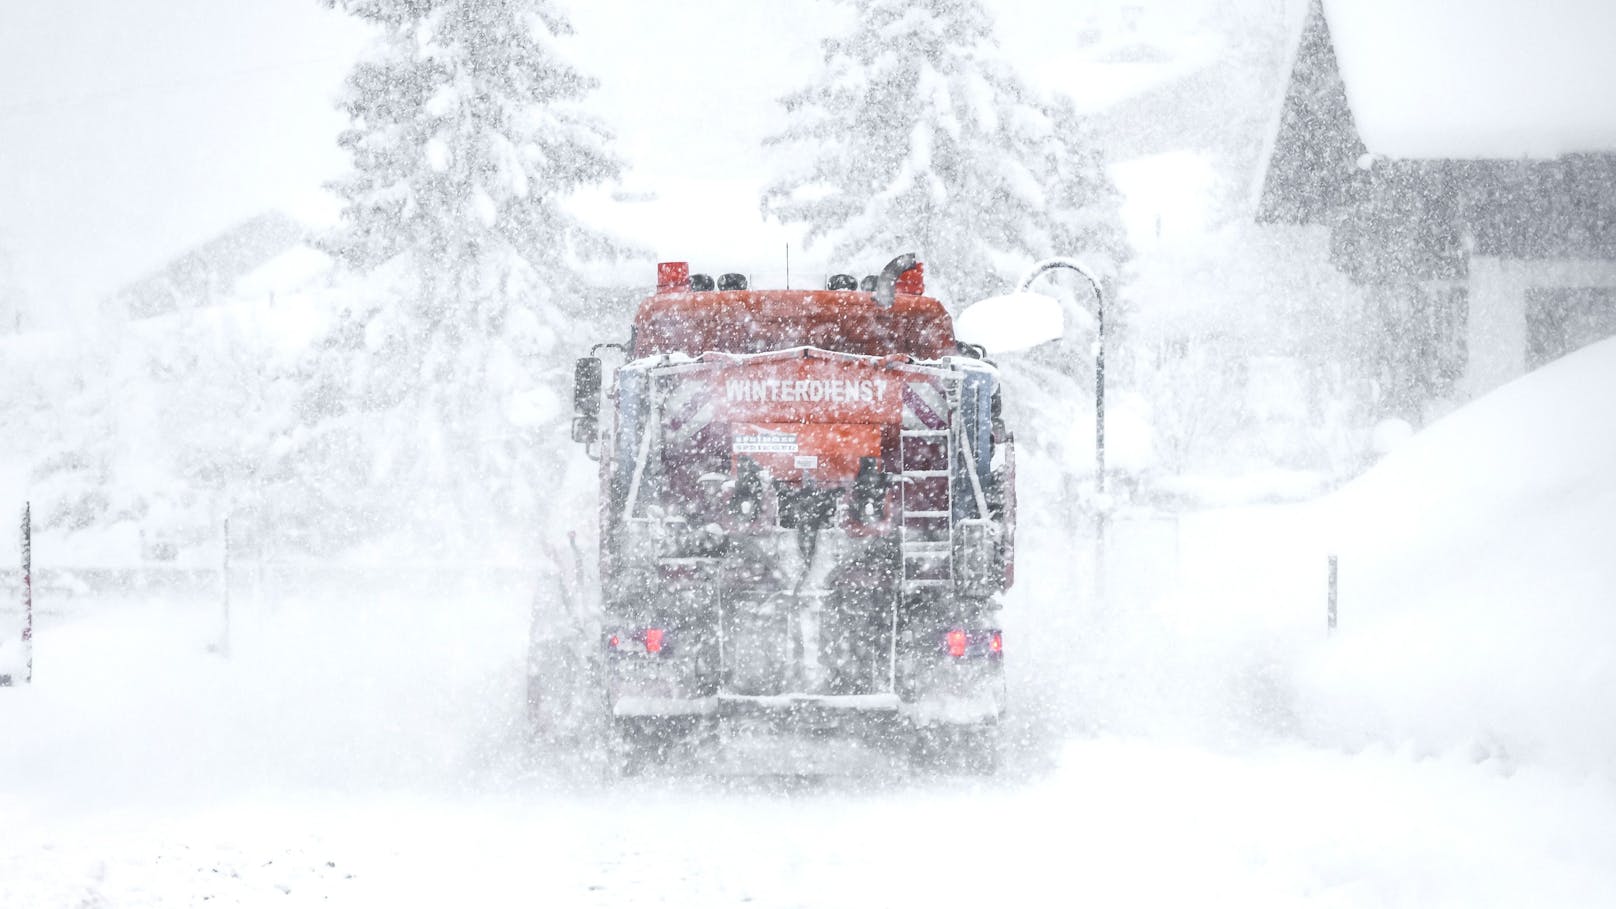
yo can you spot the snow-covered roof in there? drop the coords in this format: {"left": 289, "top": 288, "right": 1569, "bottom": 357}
{"left": 103, "top": 211, "right": 311, "bottom": 320}
{"left": 1324, "top": 0, "right": 1616, "bottom": 159}
{"left": 233, "top": 245, "right": 334, "bottom": 301}
{"left": 1033, "top": 33, "right": 1223, "bottom": 118}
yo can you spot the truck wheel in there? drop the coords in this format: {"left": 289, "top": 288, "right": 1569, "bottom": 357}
{"left": 614, "top": 742, "right": 648, "bottom": 778}
{"left": 908, "top": 726, "right": 945, "bottom": 773}
{"left": 609, "top": 718, "right": 672, "bottom": 779}
{"left": 959, "top": 724, "right": 1000, "bottom": 776}
{"left": 910, "top": 724, "right": 999, "bottom": 776}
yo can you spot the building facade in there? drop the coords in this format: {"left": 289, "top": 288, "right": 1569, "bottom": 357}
{"left": 1256, "top": 0, "right": 1616, "bottom": 420}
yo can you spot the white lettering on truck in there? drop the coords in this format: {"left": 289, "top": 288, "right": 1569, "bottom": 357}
{"left": 724, "top": 378, "right": 889, "bottom": 404}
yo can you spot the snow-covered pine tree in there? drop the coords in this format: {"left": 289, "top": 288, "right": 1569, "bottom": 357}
{"left": 764, "top": 0, "right": 1128, "bottom": 529}
{"left": 762, "top": 0, "right": 1126, "bottom": 310}
{"left": 284, "top": 0, "right": 623, "bottom": 555}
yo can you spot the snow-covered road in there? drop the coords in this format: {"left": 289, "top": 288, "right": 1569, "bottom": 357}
{"left": 8, "top": 341, "right": 1616, "bottom": 907}
{"left": 3, "top": 584, "right": 1613, "bottom": 908}
{"left": 10, "top": 743, "right": 1614, "bottom": 908}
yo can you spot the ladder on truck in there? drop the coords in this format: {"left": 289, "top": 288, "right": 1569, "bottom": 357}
{"left": 898, "top": 375, "right": 959, "bottom": 596}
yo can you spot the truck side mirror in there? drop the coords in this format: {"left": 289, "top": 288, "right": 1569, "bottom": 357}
{"left": 571, "top": 356, "right": 602, "bottom": 445}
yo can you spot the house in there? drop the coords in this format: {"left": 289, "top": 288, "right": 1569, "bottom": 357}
{"left": 1256, "top": 0, "right": 1616, "bottom": 419}
{"left": 1035, "top": 7, "right": 1386, "bottom": 475}
{"left": 103, "top": 211, "right": 309, "bottom": 320}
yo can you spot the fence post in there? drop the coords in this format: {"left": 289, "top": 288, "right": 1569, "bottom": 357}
{"left": 256, "top": 534, "right": 267, "bottom": 611}
{"left": 22, "top": 501, "right": 33, "bottom": 683}
{"left": 219, "top": 515, "right": 231, "bottom": 657}
{"left": 1327, "top": 553, "right": 1338, "bottom": 634}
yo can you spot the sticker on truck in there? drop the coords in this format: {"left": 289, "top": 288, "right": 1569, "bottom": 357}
{"left": 734, "top": 431, "right": 799, "bottom": 453}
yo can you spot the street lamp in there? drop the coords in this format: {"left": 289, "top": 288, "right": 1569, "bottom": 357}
{"left": 1016, "top": 258, "right": 1108, "bottom": 600}
{"left": 954, "top": 257, "right": 1111, "bottom": 602}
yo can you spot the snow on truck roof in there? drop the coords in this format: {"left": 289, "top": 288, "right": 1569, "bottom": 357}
{"left": 632, "top": 288, "right": 955, "bottom": 360}
{"left": 1323, "top": 0, "right": 1616, "bottom": 159}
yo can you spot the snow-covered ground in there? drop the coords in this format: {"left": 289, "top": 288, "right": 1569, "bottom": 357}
{"left": 3, "top": 341, "right": 1615, "bottom": 906}
{"left": 3, "top": 589, "right": 1613, "bottom": 907}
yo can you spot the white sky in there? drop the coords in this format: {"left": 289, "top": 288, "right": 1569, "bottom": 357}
{"left": 0, "top": 1, "right": 366, "bottom": 325}
{"left": 0, "top": 0, "right": 1247, "bottom": 326}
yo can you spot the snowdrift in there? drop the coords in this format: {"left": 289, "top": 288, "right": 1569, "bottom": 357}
{"left": 1299, "top": 336, "right": 1616, "bottom": 775}
{"left": 1065, "top": 337, "right": 1616, "bottom": 776}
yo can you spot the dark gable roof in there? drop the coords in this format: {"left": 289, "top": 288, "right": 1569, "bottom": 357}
{"left": 1459, "top": 156, "right": 1616, "bottom": 259}
{"left": 1255, "top": 1, "right": 1363, "bottom": 225}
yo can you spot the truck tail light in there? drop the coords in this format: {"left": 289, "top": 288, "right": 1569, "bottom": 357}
{"left": 942, "top": 628, "right": 1003, "bottom": 659}
{"left": 606, "top": 628, "right": 671, "bottom": 656}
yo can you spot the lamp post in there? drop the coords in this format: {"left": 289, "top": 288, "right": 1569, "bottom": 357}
{"left": 1016, "top": 258, "right": 1108, "bottom": 600}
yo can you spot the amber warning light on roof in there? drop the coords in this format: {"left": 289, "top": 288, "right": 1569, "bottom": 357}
{"left": 894, "top": 260, "right": 923, "bottom": 295}
{"left": 657, "top": 261, "right": 690, "bottom": 292}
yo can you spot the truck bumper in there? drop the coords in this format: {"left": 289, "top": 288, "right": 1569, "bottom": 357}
{"left": 611, "top": 693, "right": 915, "bottom": 776}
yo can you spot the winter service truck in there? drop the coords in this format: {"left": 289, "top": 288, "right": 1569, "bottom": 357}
{"left": 550, "top": 253, "right": 1016, "bottom": 775}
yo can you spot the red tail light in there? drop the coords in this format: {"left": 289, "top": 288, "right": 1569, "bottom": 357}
{"left": 989, "top": 631, "right": 1003, "bottom": 655}
{"left": 606, "top": 629, "right": 670, "bottom": 655}
{"left": 945, "top": 628, "right": 968, "bottom": 658}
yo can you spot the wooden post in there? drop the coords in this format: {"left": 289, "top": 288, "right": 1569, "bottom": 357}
{"left": 1327, "top": 554, "right": 1338, "bottom": 634}
{"left": 22, "top": 501, "right": 33, "bottom": 683}
{"left": 219, "top": 515, "right": 231, "bottom": 657}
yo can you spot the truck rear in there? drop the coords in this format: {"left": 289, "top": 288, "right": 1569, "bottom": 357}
{"left": 564, "top": 257, "right": 1015, "bottom": 775}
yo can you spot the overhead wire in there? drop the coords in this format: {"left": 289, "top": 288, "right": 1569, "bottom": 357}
{"left": 0, "top": 56, "right": 350, "bottom": 123}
